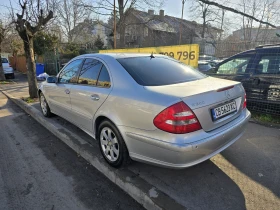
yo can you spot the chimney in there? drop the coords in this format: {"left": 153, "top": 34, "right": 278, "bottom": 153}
{"left": 148, "top": 9, "right": 154, "bottom": 15}
{"left": 159, "top": 10, "right": 164, "bottom": 18}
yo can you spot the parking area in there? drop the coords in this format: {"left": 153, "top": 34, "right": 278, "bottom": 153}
{"left": 128, "top": 122, "right": 280, "bottom": 209}
{"left": 1, "top": 72, "right": 280, "bottom": 210}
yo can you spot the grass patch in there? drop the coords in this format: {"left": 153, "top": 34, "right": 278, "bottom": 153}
{"left": 0, "top": 80, "right": 12, "bottom": 84}
{"left": 252, "top": 112, "right": 280, "bottom": 124}
{"left": 21, "top": 97, "right": 39, "bottom": 103}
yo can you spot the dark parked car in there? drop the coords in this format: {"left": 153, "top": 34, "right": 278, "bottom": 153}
{"left": 197, "top": 61, "right": 213, "bottom": 72}
{"left": 206, "top": 44, "right": 280, "bottom": 115}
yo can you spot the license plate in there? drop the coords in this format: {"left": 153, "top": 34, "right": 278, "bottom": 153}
{"left": 212, "top": 101, "right": 237, "bottom": 120}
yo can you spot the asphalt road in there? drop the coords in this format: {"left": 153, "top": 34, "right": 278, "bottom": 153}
{"left": 0, "top": 92, "right": 143, "bottom": 210}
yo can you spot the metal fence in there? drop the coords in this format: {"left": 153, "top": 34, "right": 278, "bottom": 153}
{"left": 43, "top": 43, "right": 98, "bottom": 76}
{"left": 42, "top": 40, "right": 280, "bottom": 115}
{"left": 200, "top": 41, "right": 280, "bottom": 115}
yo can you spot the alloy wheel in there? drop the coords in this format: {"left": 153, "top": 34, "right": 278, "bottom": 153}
{"left": 100, "top": 127, "right": 120, "bottom": 162}
{"left": 40, "top": 95, "right": 48, "bottom": 115}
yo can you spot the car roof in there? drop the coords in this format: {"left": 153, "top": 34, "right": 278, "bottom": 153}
{"left": 75, "top": 53, "right": 167, "bottom": 60}
{"left": 198, "top": 61, "right": 210, "bottom": 64}
{"left": 236, "top": 45, "right": 280, "bottom": 55}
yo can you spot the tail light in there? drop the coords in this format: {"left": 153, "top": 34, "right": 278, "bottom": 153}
{"left": 9, "top": 64, "right": 12, "bottom": 67}
{"left": 243, "top": 94, "right": 247, "bottom": 109}
{"left": 153, "top": 102, "right": 202, "bottom": 134}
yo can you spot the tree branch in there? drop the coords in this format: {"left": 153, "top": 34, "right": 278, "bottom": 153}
{"left": 198, "top": 0, "right": 277, "bottom": 28}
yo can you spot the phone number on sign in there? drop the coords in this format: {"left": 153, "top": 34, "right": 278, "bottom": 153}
{"left": 159, "top": 51, "right": 196, "bottom": 60}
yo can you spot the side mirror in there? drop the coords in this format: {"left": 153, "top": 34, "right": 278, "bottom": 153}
{"left": 47, "top": 76, "right": 57, "bottom": 83}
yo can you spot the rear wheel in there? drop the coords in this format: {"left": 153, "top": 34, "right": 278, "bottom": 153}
{"left": 39, "top": 92, "right": 52, "bottom": 117}
{"left": 98, "top": 120, "right": 130, "bottom": 168}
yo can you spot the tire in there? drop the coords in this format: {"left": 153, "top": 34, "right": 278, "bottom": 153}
{"left": 39, "top": 92, "right": 52, "bottom": 117}
{"left": 10, "top": 73, "right": 15, "bottom": 79}
{"left": 98, "top": 120, "right": 131, "bottom": 168}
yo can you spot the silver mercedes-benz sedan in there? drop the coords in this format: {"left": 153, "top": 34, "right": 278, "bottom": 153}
{"left": 38, "top": 53, "right": 251, "bottom": 169}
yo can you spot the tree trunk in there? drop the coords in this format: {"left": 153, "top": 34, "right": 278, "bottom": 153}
{"left": 23, "top": 37, "right": 38, "bottom": 98}
{"left": 202, "top": 9, "right": 207, "bottom": 39}
{"left": 119, "top": 24, "right": 125, "bottom": 48}
{"left": 0, "top": 39, "right": 6, "bottom": 81}
{"left": 0, "top": 60, "right": 5, "bottom": 81}
{"left": 118, "top": 0, "right": 125, "bottom": 48}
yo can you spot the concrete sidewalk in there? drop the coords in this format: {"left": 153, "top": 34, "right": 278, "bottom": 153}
{"left": 1, "top": 72, "right": 280, "bottom": 210}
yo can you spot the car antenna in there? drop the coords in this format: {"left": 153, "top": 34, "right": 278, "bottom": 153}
{"left": 150, "top": 52, "right": 155, "bottom": 59}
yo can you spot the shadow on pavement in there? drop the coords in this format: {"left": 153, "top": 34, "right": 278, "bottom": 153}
{"left": 0, "top": 97, "right": 143, "bottom": 210}
{"left": 30, "top": 102, "right": 246, "bottom": 210}
{"left": 221, "top": 123, "right": 280, "bottom": 199}
{"left": 129, "top": 159, "right": 246, "bottom": 210}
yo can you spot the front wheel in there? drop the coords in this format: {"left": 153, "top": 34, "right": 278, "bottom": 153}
{"left": 39, "top": 92, "right": 52, "bottom": 117}
{"left": 98, "top": 120, "right": 131, "bottom": 168}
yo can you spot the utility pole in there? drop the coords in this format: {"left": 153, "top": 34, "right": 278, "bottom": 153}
{"left": 179, "top": 0, "right": 186, "bottom": 45}
{"left": 114, "top": 0, "right": 117, "bottom": 49}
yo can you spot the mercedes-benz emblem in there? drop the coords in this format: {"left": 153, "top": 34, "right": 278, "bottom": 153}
{"left": 225, "top": 90, "right": 231, "bottom": 99}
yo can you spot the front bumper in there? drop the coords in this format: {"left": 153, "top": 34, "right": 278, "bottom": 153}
{"left": 4, "top": 73, "right": 14, "bottom": 78}
{"left": 122, "top": 109, "right": 251, "bottom": 169}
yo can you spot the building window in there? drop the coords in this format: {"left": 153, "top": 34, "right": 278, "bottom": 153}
{"left": 144, "top": 27, "right": 148, "bottom": 37}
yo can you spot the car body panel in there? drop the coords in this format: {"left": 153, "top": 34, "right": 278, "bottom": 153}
{"left": 120, "top": 109, "right": 250, "bottom": 168}
{"left": 70, "top": 85, "right": 112, "bottom": 133}
{"left": 145, "top": 77, "right": 244, "bottom": 131}
{"left": 44, "top": 83, "right": 73, "bottom": 120}
{"left": 39, "top": 53, "right": 250, "bottom": 168}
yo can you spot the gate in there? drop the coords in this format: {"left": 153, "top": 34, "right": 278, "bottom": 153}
{"left": 43, "top": 49, "right": 60, "bottom": 76}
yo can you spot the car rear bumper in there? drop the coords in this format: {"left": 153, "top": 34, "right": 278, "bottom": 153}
{"left": 4, "top": 67, "right": 14, "bottom": 74}
{"left": 4, "top": 73, "right": 15, "bottom": 79}
{"left": 122, "top": 109, "right": 251, "bottom": 169}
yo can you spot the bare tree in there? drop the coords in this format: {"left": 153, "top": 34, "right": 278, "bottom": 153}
{"left": 239, "top": 0, "right": 279, "bottom": 43}
{"left": 91, "top": 0, "right": 165, "bottom": 48}
{"left": 56, "top": 0, "right": 91, "bottom": 42}
{"left": 12, "top": 0, "right": 53, "bottom": 98}
{"left": 197, "top": 0, "right": 277, "bottom": 28}
{"left": 190, "top": 0, "right": 220, "bottom": 39}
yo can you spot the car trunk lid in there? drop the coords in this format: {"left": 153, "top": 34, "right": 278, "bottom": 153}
{"left": 145, "top": 77, "right": 245, "bottom": 132}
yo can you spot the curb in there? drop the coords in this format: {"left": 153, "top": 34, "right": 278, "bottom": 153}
{"left": 1, "top": 90, "right": 186, "bottom": 210}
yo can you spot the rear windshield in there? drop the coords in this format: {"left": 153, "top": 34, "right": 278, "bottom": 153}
{"left": 117, "top": 56, "right": 206, "bottom": 86}
{"left": 1, "top": 58, "right": 8, "bottom": 63}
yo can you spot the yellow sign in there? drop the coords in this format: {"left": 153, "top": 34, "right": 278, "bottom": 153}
{"left": 100, "top": 44, "right": 199, "bottom": 67}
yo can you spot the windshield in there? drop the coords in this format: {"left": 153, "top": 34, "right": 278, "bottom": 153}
{"left": 1, "top": 58, "right": 9, "bottom": 63}
{"left": 117, "top": 56, "right": 206, "bottom": 86}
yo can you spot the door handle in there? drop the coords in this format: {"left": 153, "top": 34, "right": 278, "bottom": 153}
{"left": 65, "top": 89, "right": 70, "bottom": 94}
{"left": 91, "top": 94, "right": 100, "bottom": 101}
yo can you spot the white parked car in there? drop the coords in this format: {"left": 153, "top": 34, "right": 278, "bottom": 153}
{"left": 1, "top": 57, "right": 15, "bottom": 79}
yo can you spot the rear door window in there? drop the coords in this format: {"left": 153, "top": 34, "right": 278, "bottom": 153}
{"left": 217, "top": 57, "right": 251, "bottom": 74}
{"left": 256, "top": 55, "right": 280, "bottom": 74}
{"left": 117, "top": 56, "right": 205, "bottom": 86}
{"left": 97, "top": 65, "right": 111, "bottom": 88}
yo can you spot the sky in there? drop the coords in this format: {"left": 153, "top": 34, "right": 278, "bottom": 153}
{"left": 0, "top": 0, "right": 193, "bottom": 19}
{"left": 0, "top": 0, "right": 264, "bottom": 32}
